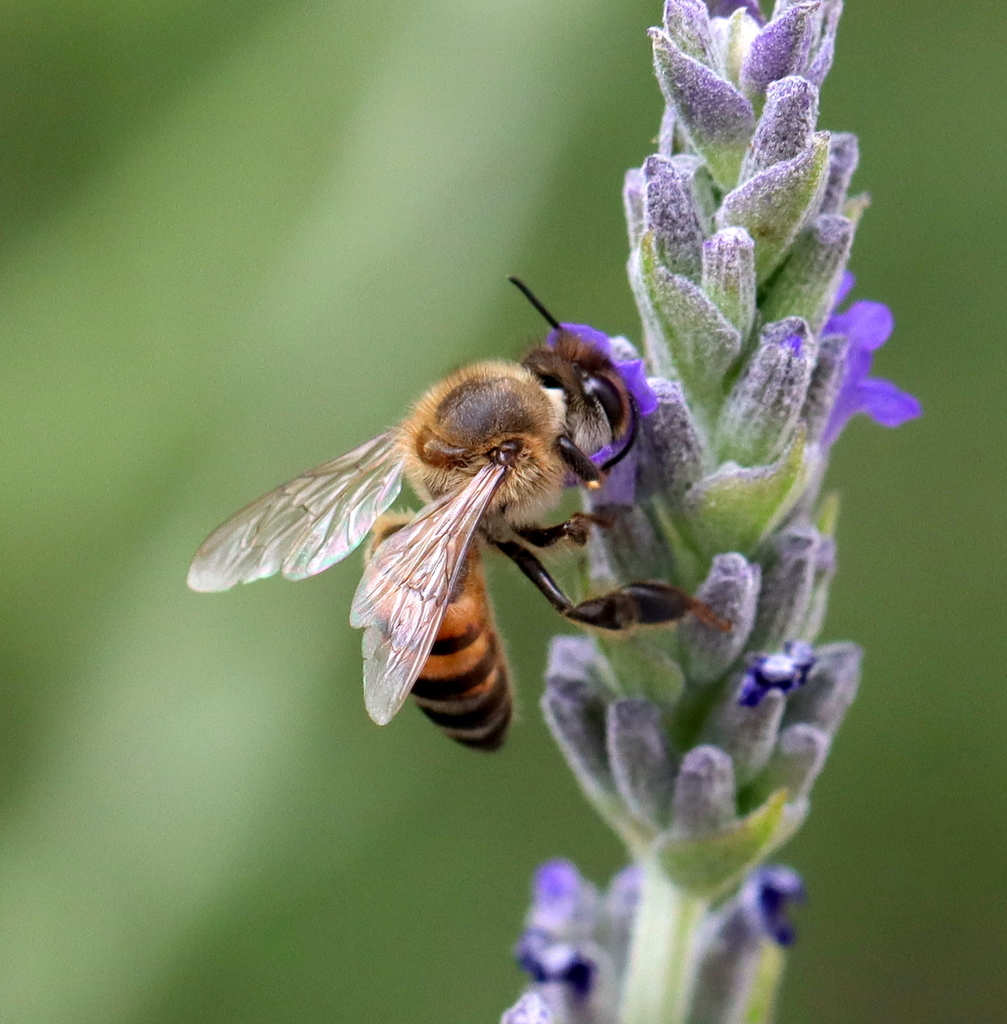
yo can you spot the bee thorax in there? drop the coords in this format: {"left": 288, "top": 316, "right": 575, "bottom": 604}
{"left": 398, "top": 360, "right": 567, "bottom": 510}
{"left": 434, "top": 375, "right": 539, "bottom": 443}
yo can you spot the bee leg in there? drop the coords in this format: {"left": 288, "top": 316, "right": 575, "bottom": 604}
{"left": 556, "top": 436, "right": 602, "bottom": 490}
{"left": 568, "top": 583, "right": 731, "bottom": 632}
{"left": 494, "top": 541, "right": 730, "bottom": 633}
{"left": 516, "top": 513, "right": 608, "bottom": 549}
{"left": 494, "top": 541, "right": 575, "bottom": 614}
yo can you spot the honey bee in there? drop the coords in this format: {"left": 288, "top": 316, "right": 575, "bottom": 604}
{"left": 188, "top": 280, "right": 727, "bottom": 749}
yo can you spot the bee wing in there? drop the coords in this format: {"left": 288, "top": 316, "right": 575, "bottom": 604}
{"left": 349, "top": 459, "right": 509, "bottom": 726}
{"left": 187, "top": 430, "right": 404, "bottom": 592}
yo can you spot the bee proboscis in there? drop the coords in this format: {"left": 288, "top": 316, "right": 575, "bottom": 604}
{"left": 188, "top": 281, "right": 728, "bottom": 748}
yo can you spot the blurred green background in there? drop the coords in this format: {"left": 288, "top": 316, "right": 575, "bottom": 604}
{"left": 0, "top": 1, "right": 1002, "bottom": 1022}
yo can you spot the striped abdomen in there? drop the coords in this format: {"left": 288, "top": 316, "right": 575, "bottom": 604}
{"left": 410, "top": 546, "right": 512, "bottom": 750}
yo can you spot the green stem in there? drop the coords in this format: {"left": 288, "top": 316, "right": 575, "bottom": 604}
{"left": 620, "top": 857, "right": 708, "bottom": 1024}
{"left": 742, "top": 942, "right": 786, "bottom": 1024}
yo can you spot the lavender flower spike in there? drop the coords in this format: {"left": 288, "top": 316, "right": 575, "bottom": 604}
{"left": 500, "top": 1, "right": 918, "bottom": 1021}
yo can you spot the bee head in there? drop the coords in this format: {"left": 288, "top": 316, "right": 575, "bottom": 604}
{"left": 522, "top": 330, "right": 631, "bottom": 458}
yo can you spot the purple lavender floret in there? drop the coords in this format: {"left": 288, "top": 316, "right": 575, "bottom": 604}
{"left": 741, "top": 865, "right": 806, "bottom": 946}
{"left": 821, "top": 273, "right": 922, "bottom": 446}
{"left": 528, "top": 859, "right": 585, "bottom": 932}
{"left": 516, "top": 860, "right": 604, "bottom": 1001}
{"left": 593, "top": 442, "right": 641, "bottom": 508}
{"left": 516, "top": 930, "right": 597, "bottom": 999}
{"left": 738, "top": 640, "right": 815, "bottom": 707}
{"left": 511, "top": 860, "right": 643, "bottom": 1018}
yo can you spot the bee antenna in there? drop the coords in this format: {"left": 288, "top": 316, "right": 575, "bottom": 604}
{"left": 508, "top": 276, "right": 561, "bottom": 331}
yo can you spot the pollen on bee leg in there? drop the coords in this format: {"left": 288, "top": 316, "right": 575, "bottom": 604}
{"left": 585, "top": 480, "right": 601, "bottom": 490}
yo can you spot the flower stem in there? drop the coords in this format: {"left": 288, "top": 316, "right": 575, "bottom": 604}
{"left": 743, "top": 941, "right": 786, "bottom": 1024}
{"left": 620, "top": 856, "right": 708, "bottom": 1024}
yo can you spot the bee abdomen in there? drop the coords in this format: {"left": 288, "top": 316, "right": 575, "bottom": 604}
{"left": 412, "top": 658, "right": 512, "bottom": 751}
{"left": 410, "top": 577, "right": 512, "bottom": 750}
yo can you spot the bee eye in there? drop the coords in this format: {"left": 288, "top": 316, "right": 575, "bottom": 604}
{"left": 584, "top": 374, "right": 623, "bottom": 428}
